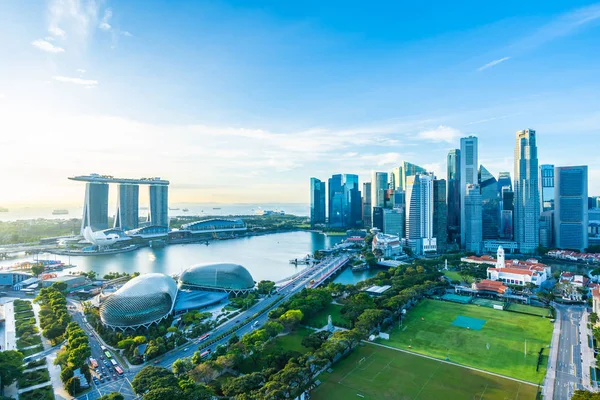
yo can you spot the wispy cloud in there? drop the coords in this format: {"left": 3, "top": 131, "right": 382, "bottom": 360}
{"left": 99, "top": 9, "right": 112, "bottom": 31}
{"left": 477, "top": 57, "right": 510, "bottom": 71}
{"left": 417, "top": 125, "right": 461, "bottom": 143}
{"left": 48, "top": 25, "right": 66, "bottom": 38}
{"left": 31, "top": 39, "right": 65, "bottom": 53}
{"left": 52, "top": 76, "right": 98, "bottom": 86}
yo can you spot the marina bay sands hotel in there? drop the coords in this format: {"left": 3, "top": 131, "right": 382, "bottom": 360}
{"left": 69, "top": 174, "right": 169, "bottom": 234}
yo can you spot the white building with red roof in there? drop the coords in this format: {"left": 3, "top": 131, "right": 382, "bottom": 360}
{"left": 484, "top": 246, "right": 550, "bottom": 286}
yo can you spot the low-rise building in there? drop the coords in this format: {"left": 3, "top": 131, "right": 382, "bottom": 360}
{"left": 372, "top": 233, "right": 403, "bottom": 258}
{"left": 484, "top": 246, "right": 550, "bottom": 286}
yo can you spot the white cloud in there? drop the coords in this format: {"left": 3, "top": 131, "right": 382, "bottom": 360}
{"left": 48, "top": 25, "right": 66, "bottom": 38}
{"left": 99, "top": 9, "right": 112, "bottom": 31}
{"left": 31, "top": 39, "right": 65, "bottom": 53}
{"left": 417, "top": 125, "right": 461, "bottom": 143}
{"left": 477, "top": 57, "right": 511, "bottom": 72}
{"left": 52, "top": 76, "right": 98, "bottom": 86}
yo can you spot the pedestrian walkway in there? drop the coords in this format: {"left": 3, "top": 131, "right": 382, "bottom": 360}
{"left": 543, "top": 303, "right": 561, "bottom": 400}
{"left": 579, "top": 308, "right": 594, "bottom": 390}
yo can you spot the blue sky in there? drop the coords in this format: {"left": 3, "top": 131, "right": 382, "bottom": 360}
{"left": 0, "top": 0, "right": 599, "bottom": 205}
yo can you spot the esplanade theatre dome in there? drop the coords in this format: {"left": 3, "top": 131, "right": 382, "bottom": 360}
{"left": 100, "top": 273, "right": 178, "bottom": 331}
{"left": 178, "top": 263, "right": 255, "bottom": 294}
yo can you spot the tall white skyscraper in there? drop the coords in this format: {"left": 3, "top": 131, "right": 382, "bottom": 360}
{"left": 514, "top": 129, "right": 540, "bottom": 254}
{"left": 371, "top": 171, "right": 388, "bottom": 224}
{"left": 406, "top": 174, "right": 436, "bottom": 255}
{"left": 464, "top": 184, "right": 483, "bottom": 253}
{"left": 460, "top": 136, "right": 478, "bottom": 247}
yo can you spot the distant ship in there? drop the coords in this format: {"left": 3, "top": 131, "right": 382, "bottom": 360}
{"left": 52, "top": 209, "right": 69, "bottom": 215}
{"left": 0, "top": 207, "right": 8, "bottom": 212}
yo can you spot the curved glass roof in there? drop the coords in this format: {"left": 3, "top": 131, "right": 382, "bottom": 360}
{"left": 100, "top": 273, "right": 177, "bottom": 328}
{"left": 179, "top": 263, "right": 255, "bottom": 290}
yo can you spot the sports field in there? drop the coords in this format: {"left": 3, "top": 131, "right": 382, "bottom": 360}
{"left": 312, "top": 343, "right": 539, "bottom": 400}
{"left": 377, "top": 299, "right": 552, "bottom": 383}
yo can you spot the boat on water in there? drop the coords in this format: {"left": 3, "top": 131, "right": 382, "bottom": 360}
{"left": 52, "top": 209, "right": 69, "bottom": 215}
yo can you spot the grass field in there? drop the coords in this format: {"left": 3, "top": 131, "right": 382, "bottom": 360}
{"left": 377, "top": 299, "right": 552, "bottom": 383}
{"left": 312, "top": 344, "right": 539, "bottom": 400}
{"left": 305, "top": 303, "right": 350, "bottom": 328}
{"left": 239, "top": 327, "right": 312, "bottom": 373}
{"left": 507, "top": 303, "right": 551, "bottom": 317}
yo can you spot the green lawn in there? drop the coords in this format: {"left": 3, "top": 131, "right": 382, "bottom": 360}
{"left": 507, "top": 303, "right": 551, "bottom": 317}
{"left": 19, "top": 386, "right": 54, "bottom": 400}
{"left": 377, "top": 299, "right": 552, "bottom": 383}
{"left": 239, "top": 327, "right": 312, "bottom": 373}
{"left": 312, "top": 344, "right": 539, "bottom": 400}
{"left": 305, "top": 303, "right": 350, "bottom": 329}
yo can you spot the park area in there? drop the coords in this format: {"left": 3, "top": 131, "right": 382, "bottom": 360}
{"left": 312, "top": 343, "right": 539, "bottom": 400}
{"left": 377, "top": 299, "right": 553, "bottom": 383}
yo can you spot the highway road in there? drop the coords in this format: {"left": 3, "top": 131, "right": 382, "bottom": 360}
{"left": 156, "top": 255, "right": 349, "bottom": 369}
{"left": 554, "top": 304, "right": 585, "bottom": 400}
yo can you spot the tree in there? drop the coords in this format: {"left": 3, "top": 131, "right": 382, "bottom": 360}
{"left": 65, "top": 376, "right": 81, "bottom": 395}
{"left": 222, "top": 372, "right": 264, "bottom": 397}
{"left": 257, "top": 280, "right": 276, "bottom": 295}
{"left": 172, "top": 358, "right": 193, "bottom": 376}
{"left": 279, "top": 309, "right": 303, "bottom": 330}
{"left": 131, "top": 366, "right": 177, "bottom": 395}
{"left": 30, "top": 264, "right": 45, "bottom": 277}
{"left": 0, "top": 350, "right": 24, "bottom": 389}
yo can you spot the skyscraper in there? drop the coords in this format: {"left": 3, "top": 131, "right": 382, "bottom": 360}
{"left": 554, "top": 166, "right": 588, "bottom": 251}
{"left": 362, "top": 182, "right": 372, "bottom": 228}
{"left": 81, "top": 182, "right": 109, "bottom": 234}
{"left": 447, "top": 149, "right": 461, "bottom": 244}
{"left": 148, "top": 185, "right": 169, "bottom": 227}
{"left": 383, "top": 207, "right": 405, "bottom": 238}
{"left": 310, "top": 178, "right": 326, "bottom": 226}
{"left": 514, "top": 129, "right": 540, "bottom": 254}
{"left": 540, "top": 164, "right": 555, "bottom": 212}
{"left": 371, "top": 171, "right": 388, "bottom": 224}
{"left": 479, "top": 165, "right": 499, "bottom": 240}
{"left": 342, "top": 174, "right": 361, "bottom": 228}
{"left": 114, "top": 184, "right": 139, "bottom": 231}
{"left": 392, "top": 162, "right": 427, "bottom": 191}
{"left": 464, "top": 184, "right": 483, "bottom": 253}
{"left": 460, "top": 136, "right": 478, "bottom": 247}
{"left": 328, "top": 174, "right": 343, "bottom": 228}
{"left": 500, "top": 187, "right": 514, "bottom": 240}
{"left": 433, "top": 179, "right": 447, "bottom": 253}
{"left": 406, "top": 174, "right": 436, "bottom": 254}
{"left": 497, "top": 172, "right": 512, "bottom": 193}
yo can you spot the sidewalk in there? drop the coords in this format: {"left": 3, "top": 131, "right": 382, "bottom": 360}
{"left": 543, "top": 304, "right": 561, "bottom": 400}
{"left": 579, "top": 307, "right": 594, "bottom": 390}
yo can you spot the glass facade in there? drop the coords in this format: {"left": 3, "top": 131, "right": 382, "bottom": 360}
{"left": 149, "top": 185, "right": 169, "bottom": 227}
{"left": 114, "top": 184, "right": 139, "bottom": 231}
{"left": 554, "top": 166, "right": 588, "bottom": 251}
{"left": 310, "top": 178, "right": 326, "bottom": 226}
{"left": 81, "top": 182, "right": 109, "bottom": 234}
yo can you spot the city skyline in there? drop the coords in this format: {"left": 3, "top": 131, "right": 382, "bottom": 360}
{"left": 1, "top": 2, "right": 600, "bottom": 206}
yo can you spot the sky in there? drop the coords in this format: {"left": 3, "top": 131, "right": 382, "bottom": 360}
{"left": 0, "top": 0, "right": 599, "bottom": 206}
